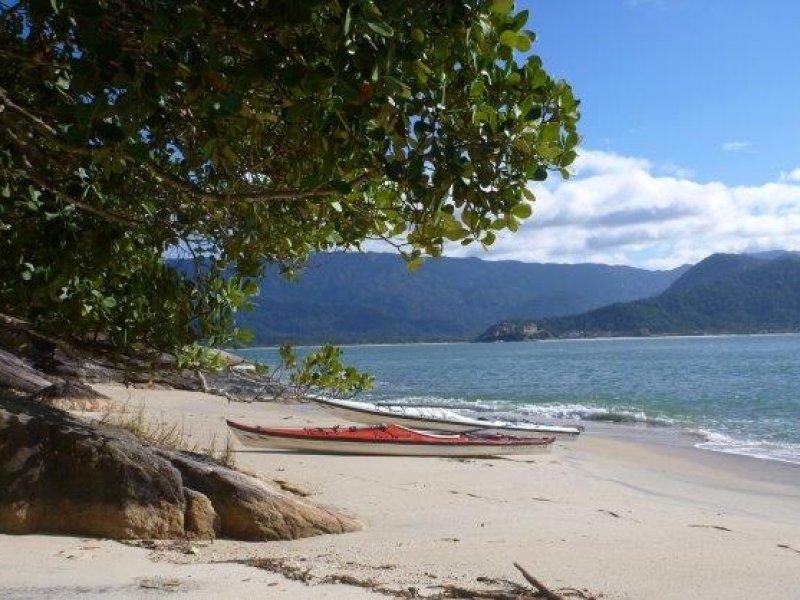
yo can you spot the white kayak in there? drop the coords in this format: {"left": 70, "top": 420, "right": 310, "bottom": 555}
{"left": 308, "top": 397, "right": 581, "bottom": 440}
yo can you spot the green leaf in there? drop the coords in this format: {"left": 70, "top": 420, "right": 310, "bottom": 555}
{"left": 343, "top": 5, "right": 352, "bottom": 35}
{"left": 366, "top": 20, "right": 394, "bottom": 37}
{"left": 491, "top": 0, "right": 515, "bottom": 15}
{"left": 499, "top": 30, "right": 518, "bottom": 48}
{"left": 515, "top": 33, "right": 532, "bottom": 52}
{"left": 303, "top": 68, "right": 336, "bottom": 93}
{"left": 469, "top": 79, "right": 486, "bottom": 98}
{"left": 27, "top": 186, "right": 42, "bottom": 205}
{"left": 441, "top": 213, "right": 468, "bottom": 241}
{"left": 532, "top": 165, "right": 548, "bottom": 181}
{"left": 511, "top": 202, "right": 532, "bottom": 219}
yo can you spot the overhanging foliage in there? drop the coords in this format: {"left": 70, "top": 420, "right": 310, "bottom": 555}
{"left": 0, "top": 0, "right": 579, "bottom": 372}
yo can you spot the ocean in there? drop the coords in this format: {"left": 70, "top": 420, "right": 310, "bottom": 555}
{"left": 237, "top": 334, "right": 800, "bottom": 465}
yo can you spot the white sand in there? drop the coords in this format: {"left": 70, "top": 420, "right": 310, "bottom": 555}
{"left": 2, "top": 384, "right": 798, "bottom": 599}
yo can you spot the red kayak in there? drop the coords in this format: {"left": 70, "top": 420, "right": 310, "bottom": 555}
{"left": 226, "top": 421, "right": 554, "bottom": 457}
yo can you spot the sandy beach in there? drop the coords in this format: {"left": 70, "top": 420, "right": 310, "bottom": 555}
{"left": 2, "top": 384, "right": 799, "bottom": 599}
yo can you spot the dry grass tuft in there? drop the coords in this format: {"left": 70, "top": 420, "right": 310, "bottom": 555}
{"left": 96, "top": 400, "right": 236, "bottom": 467}
{"left": 98, "top": 401, "right": 196, "bottom": 450}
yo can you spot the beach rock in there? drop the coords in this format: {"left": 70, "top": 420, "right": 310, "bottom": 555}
{"left": 0, "top": 398, "right": 186, "bottom": 538}
{"left": 0, "top": 347, "right": 57, "bottom": 396}
{"left": 184, "top": 488, "right": 219, "bottom": 540}
{"left": 0, "top": 398, "right": 359, "bottom": 542}
{"left": 157, "top": 448, "right": 361, "bottom": 541}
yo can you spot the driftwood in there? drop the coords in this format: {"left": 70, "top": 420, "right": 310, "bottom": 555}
{"left": 514, "top": 562, "right": 565, "bottom": 600}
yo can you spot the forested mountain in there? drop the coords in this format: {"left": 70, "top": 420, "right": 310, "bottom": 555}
{"left": 533, "top": 254, "right": 800, "bottom": 338}
{"left": 233, "top": 253, "right": 687, "bottom": 344}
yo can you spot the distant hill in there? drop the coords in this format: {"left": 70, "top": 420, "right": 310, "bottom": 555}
{"left": 746, "top": 250, "right": 800, "bottom": 261}
{"left": 232, "top": 252, "right": 687, "bottom": 345}
{"left": 666, "top": 253, "right": 767, "bottom": 294}
{"left": 527, "top": 253, "right": 800, "bottom": 338}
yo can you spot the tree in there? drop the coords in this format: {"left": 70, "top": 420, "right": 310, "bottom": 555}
{"left": 0, "top": 0, "right": 579, "bottom": 382}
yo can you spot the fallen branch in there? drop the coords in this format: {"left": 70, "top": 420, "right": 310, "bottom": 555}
{"left": 194, "top": 369, "right": 238, "bottom": 402}
{"left": 514, "top": 562, "right": 598, "bottom": 599}
{"left": 514, "top": 562, "right": 564, "bottom": 600}
{"left": 233, "top": 557, "right": 600, "bottom": 599}
{"left": 439, "top": 585, "right": 528, "bottom": 599}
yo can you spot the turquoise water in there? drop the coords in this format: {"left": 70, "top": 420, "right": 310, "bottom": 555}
{"left": 237, "top": 335, "right": 800, "bottom": 465}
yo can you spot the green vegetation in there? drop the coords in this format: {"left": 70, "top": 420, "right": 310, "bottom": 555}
{"left": 232, "top": 252, "right": 685, "bottom": 344}
{"left": 539, "top": 254, "right": 800, "bottom": 338}
{"left": 1, "top": 1, "right": 578, "bottom": 390}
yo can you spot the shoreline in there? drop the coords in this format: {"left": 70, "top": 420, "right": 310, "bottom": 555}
{"left": 579, "top": 418, "right": 800, "bottom": 472}
{"left": 2, "top": 384, "right": 798, "bottom": 599}
{"left": 580, "top": 420, "right": 800, "bottom": 490}
{"left": 234, "top": 334, "right": 800, "bottom": 467}
{"left": 233, "top": 331, "right": 800, "bottom": 350}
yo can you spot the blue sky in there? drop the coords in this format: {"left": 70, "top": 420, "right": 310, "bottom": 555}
{"left": 442, "top": 1, "right": 800, "bottom": 269}
{"left": 529, "top": 0, "right": 800, "bottom": 186}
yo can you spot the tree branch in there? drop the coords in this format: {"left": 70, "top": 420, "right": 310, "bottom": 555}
{"left": 24, "top": 168, "right": 149, "bottom": 228}
{"left": 0, "top": 86, "right": 58, "bottom": 136}
{"left": 0, "top": 312, "right": 78, "bottom": 356}
{"left": 145, "top": 160, "right": 373, "bottom": 203}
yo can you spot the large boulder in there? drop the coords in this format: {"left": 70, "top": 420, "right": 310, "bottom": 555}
{"left": 0, "top": 398, "right": 186, "bottom": 538}
{"left": 158, "top": 448, "right": 360, "bottom": 541}
{"left": 183, "top": 487, "right": 219, "bottom": 540}
{"left": 0, "top": 398, "right": 360, "bottom": 541}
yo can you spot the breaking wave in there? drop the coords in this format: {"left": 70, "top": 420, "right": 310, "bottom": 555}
{"left": 513, "top": 403, "right": 677, "bottom": 426}
{"left": 370, "top": 396, "right": 678, "bottom": 427}
{"left": 693, "top": 430, "right": 800, "bottom": 466}
{"left": 371, "top": 395, "right": 800, "bottom": 465}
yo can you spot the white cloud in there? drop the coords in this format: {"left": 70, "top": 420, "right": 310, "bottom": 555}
{"left": 441, "top": 149, "right": 800, "bottom": 269}
{"left": 655, "top": 162, "right": 695, "bottom": 179}
{"left": 779, "top": 167, "right": 800, "bottom": 183}
{"left": 722, "top": 140, "right": 750, "bottom": 152}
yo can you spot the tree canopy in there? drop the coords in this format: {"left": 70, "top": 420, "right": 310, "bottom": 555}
{"left": 0, "top": 0, "right": 579, "bottom": 371}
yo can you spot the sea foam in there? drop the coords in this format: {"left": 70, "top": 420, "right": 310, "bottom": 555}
{"left": 693, "top": 429, "right": 800, "bottom": 465}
